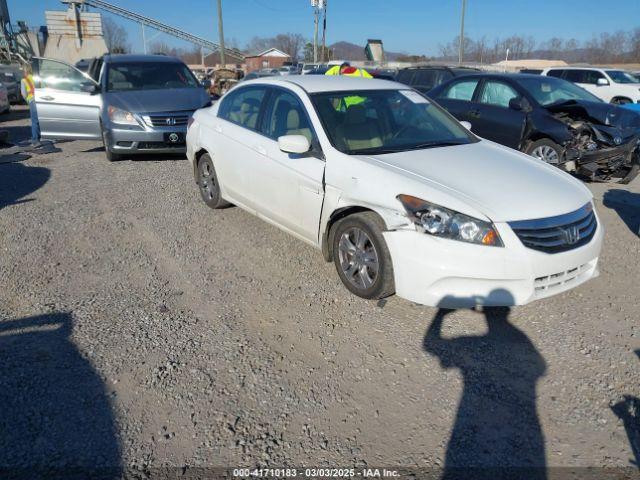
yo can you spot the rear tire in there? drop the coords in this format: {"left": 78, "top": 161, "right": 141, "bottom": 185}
{"left": 197, "top": 153, "right": 230, "bottom": 209}
{"left": 331, "top": 212, "right": 395, "bottom": 300}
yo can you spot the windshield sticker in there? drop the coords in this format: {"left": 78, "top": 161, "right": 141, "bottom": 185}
{"left": 400, "top": 90, "right": 430, "bottom": 104}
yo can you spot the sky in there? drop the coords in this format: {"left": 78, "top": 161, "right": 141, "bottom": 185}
{"left": 8, "top": 0, "right": 640, "bottom": 56}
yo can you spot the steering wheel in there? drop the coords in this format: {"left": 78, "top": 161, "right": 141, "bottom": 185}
{"left": 392, "top": 124, "right": 421, "bottom": 140}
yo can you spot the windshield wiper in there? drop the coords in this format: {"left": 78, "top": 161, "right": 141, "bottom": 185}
{"left": 347, "top": 140, "right": 467, "bottom": 156}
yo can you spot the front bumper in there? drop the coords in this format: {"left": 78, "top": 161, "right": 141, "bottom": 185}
{"left": 104, "top": 125, "right": 187, "bottom": 155}
{"left": 383, "top": 212, "right": 604, "bottom": 308}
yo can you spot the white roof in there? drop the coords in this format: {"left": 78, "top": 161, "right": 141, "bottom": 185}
{"left": 242, "top": 75, "right": 402, "bottom": 93}
{"left": 255, "top": 48, "right": 290, "bottom": 58}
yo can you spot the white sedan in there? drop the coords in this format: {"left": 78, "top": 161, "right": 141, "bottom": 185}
{"left": 186, "top": 76, "right": 603, "bottom": 308}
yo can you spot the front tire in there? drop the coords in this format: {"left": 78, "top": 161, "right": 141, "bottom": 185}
{"left": 102, "top": 129, "right": 122, "bottom": 162}
{"left": 197, "top": 153, "right": 229, "bottom": 209}
{"left": 525, "top": 138, "right": 562, "bottom": 165}
{"left": 331, "top": 212, "right": 395, "bottom": 300}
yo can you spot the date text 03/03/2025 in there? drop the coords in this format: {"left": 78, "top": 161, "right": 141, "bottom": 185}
{"left": 232, "top": 468, "right": 400, "bottom": 478}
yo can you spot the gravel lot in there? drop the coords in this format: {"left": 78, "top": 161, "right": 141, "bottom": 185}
{"left": 1, "top": 106, "right": 639, "bottom": 477}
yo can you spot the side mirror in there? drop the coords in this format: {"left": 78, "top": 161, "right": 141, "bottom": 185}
{"left": 508, "top": 97, "right": 524, "bottom": 111}
{"left": 80, "top": 82, "right": 99, "bottom": 94}
{"left": 596, "top": 78, "right": 609, "bottom": 86}
{"left": 278, "top": 134, "right": 311, "bottom": 154}
{"left": 460, "top": 121, "right": 472, "bottom": 131}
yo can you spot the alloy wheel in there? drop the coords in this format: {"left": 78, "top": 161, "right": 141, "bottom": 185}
{"left": 337, "top": 227, "right": 379, "bottom": 290}
{"left": 200, "top": 161, "right": 215, "bottom": 201}
{"left": 531, "top": 145, "right": 560, "bottom": 164}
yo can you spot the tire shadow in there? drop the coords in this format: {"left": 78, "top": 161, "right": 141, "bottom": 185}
{"left": 0, "top": 161, "right": 50, "bottom": 211}
{"left": 423, "top": 291, "right": 547, "bottom": 479}
{"left": 0, "top": 312, "right": 121, "bottom": 475}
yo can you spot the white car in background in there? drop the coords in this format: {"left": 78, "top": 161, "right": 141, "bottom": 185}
{"left": 186, "top": 76, "right": 603, "bottom": 308}
{"left": 541, "top": 67, "right": 640, "bottom": 104}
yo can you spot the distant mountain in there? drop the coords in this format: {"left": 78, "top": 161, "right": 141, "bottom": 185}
{"left": 329, "top": 41, "right": 407, "bottom": 61}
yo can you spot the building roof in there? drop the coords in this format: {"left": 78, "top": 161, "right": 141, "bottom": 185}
{"left": 494, "top": 59, "right": 568, "bottom": 68}
{"left": 246, "top": 48, "right": 290, "bottom": 59}
{"left": 241, "top": 75, "right": 401, "bottom": 93}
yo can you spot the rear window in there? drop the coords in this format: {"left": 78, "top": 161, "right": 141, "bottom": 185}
{"left": 106, "top": 62, "right": 199, "bottom": 92}
{"left": 546, "top": 70, "right": 565, "bottom": 79}
{"left": 439, "top": 79, "right": 480, "bottom": 101}
{"left": 395, "top": 70, "right": 415, "bottom": 85}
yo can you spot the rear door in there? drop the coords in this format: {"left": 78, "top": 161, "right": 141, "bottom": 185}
{"left": 32, "top": 58, "right": 102, "bottom": 140}
{"left": 211, "top": 85, "right": 269, "bottom": 208}
{"left": 431, "top": 77, "right": 481, "bottom": 124}
{"left": 472, "top": 79, "right": 526, "bottom": 149}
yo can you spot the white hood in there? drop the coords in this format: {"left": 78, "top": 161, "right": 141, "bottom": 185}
{"left": 358, "top": 140, "right": 592, "bottom": 222}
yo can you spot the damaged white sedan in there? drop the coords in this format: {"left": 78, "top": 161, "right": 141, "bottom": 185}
{"left": 186, "top": 76, "right": 603, "bottom": 308}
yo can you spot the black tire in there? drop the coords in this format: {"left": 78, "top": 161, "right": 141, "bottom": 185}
{"left": 331, "top": 211, "right": 395, "bottom": 300}
{"left": 620, "top": 154, "right": 640, "bottom": 185}
{"left": 197, "top": 153, "right": 230, "bottom": 209}
{"left": 524, "top": 138, "right": 563, "bottom": 165}
{"left": 102, "top": 129, "right": 122, "bottom": 162}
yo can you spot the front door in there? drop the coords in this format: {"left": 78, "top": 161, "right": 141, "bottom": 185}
{"left": 252, "top": 88, "right": 325, "bottom": 242}
{"left": 472, "top": 79, "right": 526, "bottom": 149}
{"left": 32, "top": 58, "right": 102, "bottom": 140}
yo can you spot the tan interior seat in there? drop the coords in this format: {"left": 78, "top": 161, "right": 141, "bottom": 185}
{"left": 285, "top": 109, "right": 313, "bottom": 143}
{"left": 334, "top": 104, "right": 383, "bottom": 151}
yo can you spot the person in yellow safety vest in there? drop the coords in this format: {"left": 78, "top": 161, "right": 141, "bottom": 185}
{"left": 20, "top": 64, "right": 41, "bottom": 146}
{"left": 325, "top": 62, "right": 372, "bottom": 110}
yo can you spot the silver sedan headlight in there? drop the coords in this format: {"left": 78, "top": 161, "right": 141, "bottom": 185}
{"left": 397, "top": 194, "right": 503, "bottom": 247}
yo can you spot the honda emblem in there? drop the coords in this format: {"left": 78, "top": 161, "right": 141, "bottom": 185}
{"left": 561, "top": 225, "right": 580, "bottom": 245}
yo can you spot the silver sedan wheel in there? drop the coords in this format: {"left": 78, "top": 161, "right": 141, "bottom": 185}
{"left": 531, "top": 145, "right": 560, "bottom": 164}
{"left": 337, "top": 227, "right": 379, "bottom": 290}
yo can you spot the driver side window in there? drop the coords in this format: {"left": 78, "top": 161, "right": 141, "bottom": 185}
{"left": 478, "top": 81, "right": 520, "bottom": 108}
{"left": 33, "top": 58, "right": 91, "bottom": 92}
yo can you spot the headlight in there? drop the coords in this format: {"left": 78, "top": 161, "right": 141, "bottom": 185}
{"left": 108, "top": 106, "right": 139, "bottom": 126}
{"left": 397, "top": 194, "right": 503, "bottom": 247}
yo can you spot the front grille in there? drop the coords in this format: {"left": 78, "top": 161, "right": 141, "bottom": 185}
{"left": 144, "top": 112, "right": 191, "bottom": 127}
{"left": 509, "top": 203, "right": 597, "bottom": 253}
{"left": 534, "top": 262, "right": 592, "bottom": 296}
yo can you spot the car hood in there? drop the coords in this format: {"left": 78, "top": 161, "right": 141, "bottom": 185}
{"left": 357, "top": 140, "right": 592, "bottom": 222}
{"left": 544, "top": 99, "right": 640, "bottom": 130}
{"left": 104, "top": 88, "right": 210, "bottom": 113}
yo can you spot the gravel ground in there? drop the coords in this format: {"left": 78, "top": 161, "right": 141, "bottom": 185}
{"left": 1, "top": 106, "right": 639, "bottom": 477}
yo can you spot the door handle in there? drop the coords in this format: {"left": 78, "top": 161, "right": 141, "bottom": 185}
{"left": 41, "top": 96, "right": 55, "bottom": 101}
{"left": 468, "top": 109, "right": 481, "bottom": 117}
{"left": 214, "top": 124, "right": 223, "bottom": 133}
{"left": 255, "top": 145, "right": 267, "bottom": 156}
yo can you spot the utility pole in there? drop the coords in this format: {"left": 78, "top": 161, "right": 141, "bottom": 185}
{"left": 312, "top": 1, "right": 319, "bottom": 63}
{"left": 320, "top": 0, "right": 327, "bottom": 63}
{"left": 458, "top": 0, "right": 466, "bottom": 65}
{"left": 217, "top": 0, "right": 226, "bottom": 68}
{"left": 141, "top": 23, "right": 147, "bottom": 54}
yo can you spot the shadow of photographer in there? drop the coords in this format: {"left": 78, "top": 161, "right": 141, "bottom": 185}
{"left": 423, "top": 290, "right": 547, "bottom": 480}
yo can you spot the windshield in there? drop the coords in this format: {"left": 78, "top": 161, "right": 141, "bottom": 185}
{"left": 311, "top": 89, "right": 476, "bottom": 155}
{"left": 106, "top": 62, "right": 199, "bottom": 92}
{"left": 516, "top": 76, "right": 602, "bottom": 106}
{"left": 606, "top": 70, "right": 639, "bottom": 84}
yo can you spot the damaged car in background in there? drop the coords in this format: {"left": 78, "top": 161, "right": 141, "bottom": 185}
{"left": 429, "top": 73, "right": 640, "bottom": 184}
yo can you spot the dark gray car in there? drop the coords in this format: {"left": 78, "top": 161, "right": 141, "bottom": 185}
{"left": 32, "top": 54, "right": 211, "bottom": 161}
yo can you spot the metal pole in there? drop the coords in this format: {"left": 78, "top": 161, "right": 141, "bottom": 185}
{"left": 141, "top": 23, "right": 147, "bottom": 54}
{"left": 321, "top": 1, "right": 327, "bottom": 63}
{"left": 313, "top": 6, "right": 319, "bottom": 63}
{"left": 458, "top": 0, "right": 466, "bottom": 64}
{"left": 217, "top": 0, "right": 226, "bottom": 68}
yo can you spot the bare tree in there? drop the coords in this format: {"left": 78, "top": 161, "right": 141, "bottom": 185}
{"left": 102, "top": 17, "right": 129, "bottom": 54}
{"left": 273, "top": 33, "right": 305, "bottom": 61}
